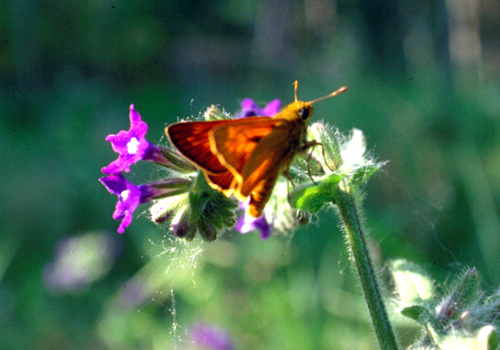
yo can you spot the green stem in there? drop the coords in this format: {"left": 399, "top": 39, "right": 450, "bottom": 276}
{"left": 334, "top": 189, "right": 399, "bottom": 350}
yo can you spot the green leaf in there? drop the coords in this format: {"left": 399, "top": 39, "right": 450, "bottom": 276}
{"left": 189, "top": 190, "right": 210, "bottom": 222}
{"left": 401, "top": 305, "right": 445, "bottom": 336}
{"left": 289, "top": 173, "right": 342, "bottom": 213}
{"left": 389, "top": 259, "right": 435, "bottom": 305}
{"left": 401, "top": 305, "right": 433, "bottom": 323}
{"left": 192, "top": 170, "right": 212, "bottom": 192}
{"left": 480, "top": 326, "right": 499, "bottom": 350}
{"left": 349, "top": 165, "right": 379, "bottom": 186}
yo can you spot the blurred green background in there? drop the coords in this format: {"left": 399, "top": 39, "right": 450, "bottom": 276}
{"left": 1, "top": 0, "right": 499, "bottom": 349}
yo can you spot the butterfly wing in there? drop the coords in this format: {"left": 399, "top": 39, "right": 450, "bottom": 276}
{"left": 166, "top": 120, "right": 230, "bottom": 175}
{"left": 211, "top": 118, "right": 293, "bottom": 205}
{"left": 237, "top": 124, "right": 292, "bottom": 198}
{"left": 206, "top": 170, "right": 237, "bottom": 195}
{"left": 166, "top": 120, "right": 239, "bottom": 193}
{"left": 168, "top": 117, "right": 292, "bottom": 210}
{"left": 239, "top": 123, "right": 299, "bottom": 217}
{"left": 210, "top": 117, "right": 283, "bottom": 183}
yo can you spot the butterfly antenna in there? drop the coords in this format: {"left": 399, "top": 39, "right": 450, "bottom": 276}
{"left": 308, "top": 86, "right": 348, "bottom": 105}
{"left": 293, "top": 81, "right": 299, "bottom": 107}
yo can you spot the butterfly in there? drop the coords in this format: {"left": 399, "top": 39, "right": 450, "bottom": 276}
{"left": 166, "top": 82, "right": 347, "bottom": 218}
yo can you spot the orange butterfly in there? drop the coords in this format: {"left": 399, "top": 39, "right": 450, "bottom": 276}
{"left": 166, "top": 82, "right": 347, "bottom": 218}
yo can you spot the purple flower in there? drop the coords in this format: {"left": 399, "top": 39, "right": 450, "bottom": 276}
{"left": 235, "top": 202, "right": 272, "bottom": 240}
{"left": 102, "top": 105, "right": 167, "bottom": 174}
{"left": 118, "top": 277, "right": 149, "bottom": 308}
{"left": 170, "top": 208, "right": 197, "bottom": 240}
{"left": 190, "top": 323, "right": 234, "bottom": 350}
{"left": 232, "top": 98, "right": 280, "bottom": 240}
{"left": 43, "top": 233, "right": 121, "bottom": 294}
{"left": 99, "top": 173, "right": 163, "bottom": 233}
{"left": 236, "top": 98, "right": 281, "bottom": 118}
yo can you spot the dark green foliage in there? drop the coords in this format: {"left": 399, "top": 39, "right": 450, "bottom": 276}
{"left": 2, "top": 0, "right": 499, "bottom": 348}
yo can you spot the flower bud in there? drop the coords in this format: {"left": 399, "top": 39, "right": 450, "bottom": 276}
{"left": 437, "top": 268, "right": 481, "bottom": 323}
{"left": 310, "top": 123, "right": 342, "bottom": 172}
{"left": 203, "top": 105, "right": 230, "bottom": 121}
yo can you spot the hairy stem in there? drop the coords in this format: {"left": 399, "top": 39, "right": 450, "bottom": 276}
{"left": 334, "top": 189, "right": 398, "bottom": 350}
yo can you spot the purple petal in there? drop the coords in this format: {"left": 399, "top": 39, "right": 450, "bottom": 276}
{"left": 101, "top": 105, "right": 154, "bottom": 174}
{"left": 190, "top": 323, "right": 234, "bottom": 350}
{"left": 236, "top": 214, "right": 272, "bottom": 240}
{"left": 240, "top": 98, "right": 258, "bottom": 111}
{"left": 235, "top": 202, "right": 272, "bottom": 240}
{"left": 236, "top": 98, "right": 281, "bottom": 118}
{"left": 99, "top": 173, "right": 127, "bottom": 196}
{"left": 114, "top": 201, "right": 135, "bottom": 234}
{"left": 99, "top": 173, "right": 143, "bottom": 233}
{"left": 100, "top": 174, "right": 172, "bottom": 233}
{"left": 262, "top": 99, "right": 281, "bottom": 116}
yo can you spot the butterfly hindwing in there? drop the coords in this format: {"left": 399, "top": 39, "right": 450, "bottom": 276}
{"left": 210, "top": 117, "right": 282, "bottom": 182}
{"left": 239, "top": 133, "right": 293, "bottom": 217}
{"left": 206, "top": 170, "right": 237, "bottom": 195}
{"left": 238, "top": 124, "right": 292, "bottom": 198}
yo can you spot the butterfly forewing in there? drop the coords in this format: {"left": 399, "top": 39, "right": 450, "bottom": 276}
{"left": 166, "top": 121, "right": 230, "bottom": 174}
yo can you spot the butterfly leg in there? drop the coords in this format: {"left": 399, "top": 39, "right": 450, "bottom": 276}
{"left": 301, "top": 141, "right": 322, "bottom": 185}
{"left": 306, "top": 152, "right": 318, "bottom": 185}
{"left": 318, "top": 142, "right": 335, "bottom": 172}
{"left": 284, "top": 160, "right": 295, "bottom": 207}
{"left": 283, "top": 162, "right": 296, "bottom": 188}
{"left": 302, "top": 139, "right": 338, "bottom": 179}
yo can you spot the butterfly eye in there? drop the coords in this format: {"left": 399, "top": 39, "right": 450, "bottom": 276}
{"left": 299, "top": 107, "right": 309, "bottom": 120}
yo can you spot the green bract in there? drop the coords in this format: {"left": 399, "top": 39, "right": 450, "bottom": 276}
{"left": 150, "top": 171, "right": 238, "bottom": 242}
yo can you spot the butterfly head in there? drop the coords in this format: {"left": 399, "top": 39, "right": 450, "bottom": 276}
{"left": 287, "top": 81, "right": 348, "bottom": 124}
{"left": 297, "top": 101, "right": 313, "bottom": 121}
{"left": 278, "top": 100, "right": 314, "bottom": 123}
{"left": 295, "top": 101, "right": 314, "bottom": 122}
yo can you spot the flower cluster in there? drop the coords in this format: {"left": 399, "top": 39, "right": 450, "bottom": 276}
{"left": 100, "top": 102, "right": 283, "bottom": 241}
{"left": 44, "top": 232, "right": 121, "bottom": 294}
{"left": 99, "top": 105, "right": 195, "bottom": 232}
{"left": 100, "top": 100, "right": 382, "bottom": 241}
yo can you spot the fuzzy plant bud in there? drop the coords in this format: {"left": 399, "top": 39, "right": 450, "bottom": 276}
{"left": 290, "top": 127, "right": 385, "bottom": 214}
{"left": 436, "top": 268, "right": 481, "bottom": 324}
{"left": 309, "top": 123, "right": 342, "bottom": 172}
{"left": 203, "top": 105, "right": 231, "bottom": 121}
